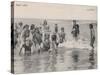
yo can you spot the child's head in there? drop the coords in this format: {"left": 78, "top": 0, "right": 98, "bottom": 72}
{"left": 18, "top": 22, "right": 23, "bottom": 27}
{"left": 61, "top": 27, "right": 64, "bottom": 32}
{"left": 30, "top": 24, "right": 35, "bottom": 30}
{"left": 35, "top": 27, "right": 39, "bottom": 33}
{"left": 25, "top": 39, "right": 30, "bottom": 46}
{"left": 73, "top": 20, "right": 77, "bottom": 25}
{"left": 89, "top": 24, "right": 93, "bottom": 29}
{"left": 55, "top": 24, "right": 58, "bottom": 26}
{"left": 23, "top": 24, "right": 29, "bottom": 30}
{"left": 76, "top": 24, "right": 79, "bottom": 29}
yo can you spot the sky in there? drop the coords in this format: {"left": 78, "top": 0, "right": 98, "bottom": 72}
{"left": 12, "top": 1, "right": 97, "bottom": 20}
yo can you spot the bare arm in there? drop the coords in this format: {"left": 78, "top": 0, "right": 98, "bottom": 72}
{"left": 19, "top": 45, "right": 23, "bottom": 55}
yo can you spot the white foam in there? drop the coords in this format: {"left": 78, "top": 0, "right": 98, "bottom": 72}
{"left": 58, "top": 38, "right": 92, "bottom": 50}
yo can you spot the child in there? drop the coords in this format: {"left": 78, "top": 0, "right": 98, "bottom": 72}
{"left": 55, "top": 24, "right": 58, "bottom": 33}
{"left": 89, "top": 24, "right": 95, "bottom": 49}
{"left": 22, "top": 24, "right": 30, "bottom": 43}
{"left": 43, "top": 37, "right": 50, "bottom": 51}
{"left": 71, "top": 24, "right": 80, "bottom": 40}
{"left": 32, "top": 27, "right": 42, "bottom": 53}
{"left": 71, "top": 20, "right": 80, "bottom": 41}
{"left": 51, "top": 32, "right": 57, "bottom": 48}
{"left": 59, "top": 27, "right": 66, "bottom": 43}
{"left": 19, "top": 39, "right": 32, "bottom": 56}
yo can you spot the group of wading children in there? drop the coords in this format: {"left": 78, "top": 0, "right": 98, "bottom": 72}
{"left": 16, "top": 20, "right": 65, "bottom": 55}
{"left": 14, "top": 20, "right": 95, "bottom": 56}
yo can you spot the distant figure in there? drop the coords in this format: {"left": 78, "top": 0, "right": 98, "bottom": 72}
{"left": 17, "top": 22, "right": 23, "bottom": 40}
{"left": 89, "top": 24, "right": 95, "bottom": 49}
{"left": 43, "top": 19, "right": 49, "bottom": 32}
{"left": 54, "top": 24, "right": 59, "bottom": 47}
{"left": 51, "top": 32, "right": 57, "bottom": 48}
{"left": 42, "top": 38, "right": 50, "bottom": 51}
{"left": 42, "top": 19, "right": 51, "bottom": 51}
{"left": 43, "top": 30, "right": 50, "bottom": 51}
{"left": 59, "top": 27, "right": 66, "bottom": 43}
{"left": 71, "top": 20, "right": 80, "bottom": 40}
{"left": 30, "top": 24, "right": 35, "bottom": 42}
{"left": 18, "top": 22, "right": 23, "bottom": 35}
{"left": 22, "top": 24, "right": 30, "bottom": 42}
{"left": 55, "top": 24, "right": 58, "bottom": 33}
{"left": 30, "top": 24, "right": 35, "bottom": 34}
{"left": 14, "top": 23, "right": 21, "bottom": 49}
{"left": 18, "top": 22, "right": 23, "bottom": 27}
{"left": 33, "top": 27, "right": 42, "bottom": 48}
{"left": 19, "top": 39, "right": 33, "bottom": 56}
{"left": 14, "top": 22, "right": 23, "bottom": 48}
{"left": 42, "top": 19, "right": 50, "bottom": 41}
{"left": 51, "top": 31, "right": 58, "bottom": 54}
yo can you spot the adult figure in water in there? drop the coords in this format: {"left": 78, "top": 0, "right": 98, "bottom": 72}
{"left": 71, "top": 20, "right": 80, "bottom": 41}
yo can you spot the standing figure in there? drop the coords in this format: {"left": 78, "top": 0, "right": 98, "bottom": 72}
{"left": 22, "top": 24, "right": 30, "bottom": 43}
{"left": 55, "top": 24, "right": 59, "bottom": 47}
{"left": 42, "top": 19, "right": 50, "bottom": 41}
{"left": 50, "top": 31, "right": 58, "bottom": 54}
{"left": 43, "top": 28, "right": 50, "bottom": 51}
{"left": 71, "top": 20, "right": 80, "bottom": 40}
{"left": 19, "top": 39, "right": 33, "bottom": 56}
{"left": 43, "top": 36, "right": 50, "bottom": 51}
{"left": 59, "top": 27, "right": 66, "bottom": 43}
{"left": 89, "top": 24, "right": 95, "bottom": 49}
{"left": 42, "top": 19, "right": 51, "bottom": 51}
{"left": 18, "top": 22, "right": 23, "bottom": 36}
{"left": 33, "top": 27, "right": 42, "bottom": 53}
{"left": 30, "top": 24, "right": 36, "bottom": 53}
{"left": 88, "top": 24, "right": 95, "bottom": 69}
{"left": 17, "top": 22, "right": 23, "bottom": 47}
{"left": 30, "top": 24, "right": 35, "bottom": 34}
{"left": 55, "top": 24, "right": 58, "bottom": 33}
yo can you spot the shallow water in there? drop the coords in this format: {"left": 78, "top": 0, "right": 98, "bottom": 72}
{"left": 14, "top": 47, "right": 97, "bottom": 74}
{"left": 13, "top": 19, "right": 97, "bottom": 74}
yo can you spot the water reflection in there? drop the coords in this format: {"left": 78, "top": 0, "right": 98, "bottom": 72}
{"left": 14, "top": 47, "right": 97, "bottom": 74}
{"left": 72, "top": 49, "right": 79, "bottom": 70}
{"left": 88, "top": 49, "right": 95, "bottom": 69}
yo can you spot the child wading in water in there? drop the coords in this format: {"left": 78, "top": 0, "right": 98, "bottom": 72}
{"left": 89, "top": 24, "right": 95, "bottom": 49}
{"left": 89, "top": 24, "right": 95, "bottom": 68}
{"left": 49, "top": 24, "right": 59, "bottom": 54}
{"left": 71, "top": 20, "right": 80, "bottom": 41}
{"left": 19, "top": 39, "right": 33, "bottom": 56}
{"left": 22, "top": 24, "right": 30, "bottom": 43}
{"left": 59, "top": 27, "right": 66, "bottom": 43}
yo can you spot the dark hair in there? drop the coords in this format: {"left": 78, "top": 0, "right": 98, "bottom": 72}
{"left": 76, "top": 24, "right": 79, "bottom": 28}
{"left": 30, "top": 24, "right": 35, "bottom": 30}
{"left": 55, "top": 24, "right": 58, "bottom": 25}
{"left": 18, "top": 22, "right": 23, "bottom": 27}
{"left": 61, "top": 27, "right": 64, "bottom": 31}
{"left": 23, "top": 24, "right": 29, "bottom": 29}
{"left": 73, "top": 20, "right": 77, "bottom": 24}
{"left": 89, "top": 24, "right": 93, "bottom": 29}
